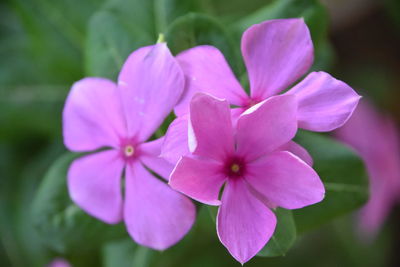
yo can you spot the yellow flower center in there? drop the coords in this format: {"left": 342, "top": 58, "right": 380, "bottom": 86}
{"left": 124, "top": 145, "right": 135, "bottom": 157}
{"left": 231, "top": 164, "right": 240, "bottom": 173}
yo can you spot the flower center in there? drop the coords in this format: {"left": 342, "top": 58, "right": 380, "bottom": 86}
{"left": 224, "top": 157, "right": 246, "bottom": 178}
{"left": 231, "top": 163, "right": 240, "bottom": 173}
{"left": 243, "top": 97, "right": 261, "bottom": 110}
{"left": 124, "top": 145, "right": 135, "bottom": 157}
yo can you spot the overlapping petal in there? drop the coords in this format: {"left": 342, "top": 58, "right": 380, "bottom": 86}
{"left": 139, "top": 137, "right": 175, "bottom": 180}
{"left": 170, "top": 156, "right": 226, "bottom": 205}
{"left": 118, "top": 43, "right": 184, "bottom": 141}
{"left": 217, "top": 178, "right": 276, "bottom": 264}
{"left": 236, "top": 95, "right": 298, "bottom": 161}
{"left": 279, "top": 141, "right": 313, "bottom": 166}
{"left": 242, "top": 18, "right": 313, "bottom": 99}
{"left": 287, "top": 71, "right": 361, "bottom": 132}
{"left": 174, "top": 45, "right": 247, "bottom": 116}
{"left": 246, "top": 151, "right": 324, "bottom": 209}
{"left": 67, "top": 150, "right": 124, "bottom": 224}
{"left": 161, "top": 115, "right": 190, "bottom": 164}
{"left": 189, "top": 93, "right": 234, "bottom": 161}
{"left": 63, "top": 78, "right": 126, "bottom": 152}
{"left": 124, "top": 163, "right": 195, "bottom": 250}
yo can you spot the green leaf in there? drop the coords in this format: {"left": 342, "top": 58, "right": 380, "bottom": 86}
{"left": 207, "top": 205, "right": 218, "bottom": 223}
{"left": 85, "top": 0, "right": 205, "bottom": 79}
{"left": 103, "top": 238, "right": 154, "bottom": 267}
{"left": 85, "top": 0, "right": 155, "bottom": 79}
{"left": 257, "top": 208, "right": 296, "bottom": 257}
{"left": 31, "top": 153, "right": 126, "bottom": 254}
{"left": 11, "top": 0, "right": 103, "bottom": 83}
{"left": 293, "top": 131, "right": 369, "bottom": 233}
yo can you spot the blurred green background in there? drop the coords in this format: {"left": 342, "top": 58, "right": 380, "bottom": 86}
{"left": 0, "top": 0, "right": 399, "bottom": 266}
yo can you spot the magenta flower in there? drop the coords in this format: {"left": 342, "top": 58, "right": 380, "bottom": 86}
{"left": 62, "top": 43, "right": 195, "bottom": 250}
{"left": 47, "top": 258, "right": 71, "bottom": 267}
{"left": 335, "top": 101, "right": 400, "bottom": 237}
{"left": 162, "top": 18, "right": 360, "bottom": 164}
{"left": 169, "top": 93, "right": 325, "bottom": 263}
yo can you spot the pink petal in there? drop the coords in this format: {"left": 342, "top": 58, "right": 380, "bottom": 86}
{"left": 279, "top": 141, "right": 313, "bottom": 166}
{"left": 246, "top": 151, "right": 325, "bottom": 209}
{"left": 236, "top": 95, "right": 298, "bottom": 161}
{"left": 47, "top": 258, "right": 71, "bottom": 267}
{"left": 63, "top": 78, "right": 126, "bottom": 152}
{"left": 335, "top": 101, "right": 386, "bottom": 158}
{"left": 241, "top": 18, "right": 313, "bottom": 99}
{"left": 118, "top": 43, "right": 184, "bottom": 142}
{"left": 189, "top": 93, "right": 234, "bottom": 161}
{"left": 68, "top": 150, "right": 124, "bottom": 224}
{"left": 174, "top": 45, "right": 248, "bottom": 116}
{"left": 335, "top": 101, "right": 400, "bottom": 236}
{"left": 286, "top": 71, "right": 361, "bottom": 132}
{"left": 358, "top": 180, "right": 394, "bottom": 237}
{"left": 170, "top": 156, "right": 226, "bottom": 205}
{"left": 161, "top": 109, "right": 246, "bottom": 165}
{"left": 231, "top": 107, "right": 245, "bottom": 128}
{"left": 139, "top": 137, "right": 174, "bottom": 181}
{"left": 161, "top": 115, "right": 190, "bottom": 164}
{"left": 217, "top": 179, "right": 276, "bottom": 264}
{"left": 124, "top": 163, "right": 195, "bottom": 250}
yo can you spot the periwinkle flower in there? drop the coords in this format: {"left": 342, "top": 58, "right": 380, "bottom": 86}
{"left": 169, "top": 93, "right": 325, "bottom": 263}
{"left": 63, "top": 43, "right": 195, "bottom": 250}
{"left": 47, "top": 258, "right": 71, "bottom": 267}
{"left": 162, "top": 18, "right": 360, "bottom": 164}
{"left": 335, "top": 101, "right": 400, "bottom": 237}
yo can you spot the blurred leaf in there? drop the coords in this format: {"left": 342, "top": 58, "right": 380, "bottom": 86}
{"left": 154, "top": 0, "right": 206, "bottom": 32}
{"left": 31, "top": 153, "right": 126, "bottom": 254}
{"left": 0, "top": 3, "right": 38, "bottom": 85}
{"left": 206, "top": 0, "right": 274, "bottom": 18}
{"left": 14, "top": 144, "right": 66, "bottom": 266}
{"left": 0, "top": 85, "right": 67, "bottom": 142}
{"left": 385, "top": 0, "right": 400, "bottom": 29}
{"left": 85, "top": 0, "right": 204, "bottom": 79}
{"left": 11, "top": 0, "right": 103, "bottom": 83}
{"left": 85, "top": 10, "right": 150, "bottom": 79}
{"left": 131, "top": 246, "right": 154, "bottom": 267}
{"left": 207, "top": 205, "right": 218, "bottom": 223}
{"left": 103, "top": 238, "right": 154, "bottom": 267}
{"left": 85, "top": 0, "right": 155, "bottom": 79}
{"left": 293, "top": 131, "right": 369, "bottom": 233}
{"left": 103, "top": 239, "right": 136, "bottom": 267}
{"left": 258, "top": 208, "right": 296, "bottom": 257}
{"left": 0, "top": 142, "right": 66, "bottom": 267}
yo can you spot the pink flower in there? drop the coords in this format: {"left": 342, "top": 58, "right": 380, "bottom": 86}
{"left": 47, "top": 258, "right": 71, "bottom": 267}
{"left": 62, "top": 43, "right": 195, "bottom": 250}
{"left": 169, "top": 93, "right": 325, "bottom": 263}
{"left": 335, "top": 101, "right": 400, "bottom": 237}
{"left": 162, "top": 18, "right": 360, "bottom": 164}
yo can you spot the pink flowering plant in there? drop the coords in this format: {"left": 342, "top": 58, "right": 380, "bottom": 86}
{"left": 26, "top": 1, "right": 375, "bottom": 266}
{"left": 170, "top": 93, "right": 325, "bottom": 263}
{"left": 162, "top": 18, "right": 360, "bottom": 164}
{"left": 63, "top": 43, "right": 195, "bottom": 249}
